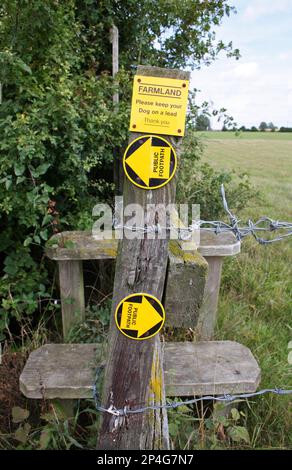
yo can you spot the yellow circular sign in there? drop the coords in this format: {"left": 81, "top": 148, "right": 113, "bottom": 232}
{"left": 123, "top": 135, "right": 177, "bottom": 190}
{"left": 115, "top": 293, "right": 165, "bottom": 340}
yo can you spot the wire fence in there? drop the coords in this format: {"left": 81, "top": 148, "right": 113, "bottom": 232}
{"left": 200, "top": 185, "right": 292, "bottom": 245}
{"left": 93, "top": 365, "right": 292, "bottom": 418}
{"left": 114, "top": 184, "right": 292, "bottom": 245}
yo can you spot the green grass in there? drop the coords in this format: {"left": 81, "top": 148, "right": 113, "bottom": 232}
{"left": 169, "top": 132, "right": 292, "bottom": 450}
{"left": 200, "top": 133, "right": 292, "bottom": 219}
{"left": 204, "top": 132, "right": 292, "bottom": 449}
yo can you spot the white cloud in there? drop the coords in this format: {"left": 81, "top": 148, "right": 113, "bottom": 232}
{"left": 191, "top": 56, "right": 292, "bottom": 128}
{"left": 244, "top": 0, "right": 291, "bottom": 21}
{"left": 233, "top": 62, "right": 259, "bottom": 78}
{"left": 189, "top": 0, "right": 292, "bottom": 128}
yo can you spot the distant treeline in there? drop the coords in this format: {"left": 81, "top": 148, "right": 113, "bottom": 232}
{"left": 222, "top": 125, "right": 292, "bottom": 133}
{"left": 196, "top": 116, "right": 292, "bottom": 133}
{"left": 278, "top": 127, "right": 292, "bottom": 132}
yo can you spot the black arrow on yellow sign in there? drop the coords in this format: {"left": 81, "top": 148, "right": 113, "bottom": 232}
{"left": 123, "top": 135, "right": 177, "bottom": 190}
{"left": 115, "top": 293, "right": 165, "bottom": 340}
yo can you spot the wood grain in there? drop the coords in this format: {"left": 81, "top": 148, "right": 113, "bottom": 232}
{"left": 97, "top": 65, "right": 189, "bottom": 450}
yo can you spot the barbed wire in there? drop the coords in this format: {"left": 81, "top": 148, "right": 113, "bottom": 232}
{"left": 93, "top": 371, "right": 292, "bottom": 418}
{"left": 113, "top": 184, "right": 292, "bottom": 245}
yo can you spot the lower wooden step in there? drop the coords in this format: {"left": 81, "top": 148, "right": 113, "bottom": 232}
{"left": 20, "top": 341, "right": 260, "bottom": 400}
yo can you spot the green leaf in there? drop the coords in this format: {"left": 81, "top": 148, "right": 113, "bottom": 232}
{"left": 231, "top": 407, "right": 240, "bottom": 422}
{"left": 36, "top": 163, "right": 51, "bottom": 176}
{"left": 4, "top": 264, "right": 18, "bottom": 276}
{"left": 40, "top": 230, "right": 48, "bottom": 241}
{"left": 24, "top": 237, "right": 32, "bottom": 247}
{"left": 42, "top": 214, "right": 52, "bottom": 226}
{"left": 18, "top": 61, "right": 32, "bottom": 75}
{"left": 33, "top": 235, "right": 41, "bottom": 244}
{"left": 14, "top": 163, "right": 25, "bottom": 176}
{"left": 14, "top": 423, "right": 31, "bottom": 444}
{"left": 12, "top": 406, "right": 30, "bottom": 424}
{"left": 168, "top": 422, "right": 179, "bottom": 436}
{"left": 16, "top": 176, "right": 26, "bottom": 185}
{"left": 227, "top": 425, "right": 250, "bottom": 444}
{"left": 5, "top": 178, "right": 12, "bottom": 190}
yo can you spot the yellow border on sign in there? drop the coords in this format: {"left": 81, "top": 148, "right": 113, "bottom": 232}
{"left": 123, "top": 135, "right": 177, "bottom": 190}
{"left": 114, "top": 292, "right": 165, "bottom": 341}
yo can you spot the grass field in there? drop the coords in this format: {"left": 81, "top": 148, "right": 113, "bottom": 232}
{"left": 187, "top": 132, "right": 292, "bottom": 449}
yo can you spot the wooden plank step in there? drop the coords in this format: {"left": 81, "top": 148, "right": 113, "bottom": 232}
{"left": 164, "top": 341, "right": 261, "bottom": 396}
{"left": 45, "top": 230, "right": 240, "bottom": 261}
{"left": 20, "top": 341, "right": 260, "bottom": 400}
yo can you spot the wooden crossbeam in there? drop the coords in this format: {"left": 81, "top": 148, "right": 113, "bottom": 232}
{"left": 19, "top": 342, "right": 261, "bottom": 399}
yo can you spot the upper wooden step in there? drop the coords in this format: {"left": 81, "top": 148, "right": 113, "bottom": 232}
{"left": 20, "top": 341, "right": 260, "bottom": 399}
{"left": 45, "top": 231, "right": 240, "bottom": 261}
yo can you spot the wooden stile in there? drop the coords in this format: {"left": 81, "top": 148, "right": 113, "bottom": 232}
{"left": 45, "top": 230, "right": 240, "bottom": 339}
{"left": 19, "top": 63, "right": 262, "bottom": 450}
{"left": 97, "top": 66, "right": 190, "bottom": 450}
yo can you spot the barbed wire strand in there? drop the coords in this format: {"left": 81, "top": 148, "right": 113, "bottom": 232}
{"left": 113, "top": 184, "right": 292, "bottom": 245}
{"left": 93, "top": 377, "right": 292, "bottom": 417}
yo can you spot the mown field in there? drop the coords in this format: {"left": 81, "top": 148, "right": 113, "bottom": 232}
{"left": 170, "top": 132, "right": 292, "bottom": 449}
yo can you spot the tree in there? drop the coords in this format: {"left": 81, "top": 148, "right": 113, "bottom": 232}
{"left": 74, "top": 0, "right": 240, "bottom": 72}
{"left": 0, "top": 1, "right": 243, "bottom": 336}
{"left": 259, "top": 121, "right": 268, "bottom": 131}
{"left": 196, "top": 114, "right": 211, "bottom": 131}
{"left": 251, "top": 126, "right": 258, "bottom": 132}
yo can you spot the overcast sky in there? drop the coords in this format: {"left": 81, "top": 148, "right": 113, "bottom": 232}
{"left": 191, "top": 0, "right": 292, "bottom": 129}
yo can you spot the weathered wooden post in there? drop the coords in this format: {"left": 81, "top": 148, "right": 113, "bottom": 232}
{"left": 97, "top": 66, "right": 190, "bottom": 450}
{"left": 58, "top": 260, "right": 85, "bottom": 339}
{"left": 110, "top": 25, "right": 123, "bottom": 194}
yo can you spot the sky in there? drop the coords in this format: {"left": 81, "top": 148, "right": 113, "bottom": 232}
{"left": 191, "top": 0, "right": 292, "bottom": 129}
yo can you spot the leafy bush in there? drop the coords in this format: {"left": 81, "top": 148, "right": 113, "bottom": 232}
{"left": 0, "top": 1, "right": 249, "bottom": 339}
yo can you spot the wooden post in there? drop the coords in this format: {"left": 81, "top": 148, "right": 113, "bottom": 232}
{"left": 164, "top": 241, "right": 208, "bottom": 328}
{"left": 58, "top": 260, "right": 85, "bottom": 339}
{"left": 110, "top": 25, "right": 123, "bottom": 195}
{"left": 196, "top": 256, "right": 223, "bottom": 340}
{"left": 98, "top": 66, "right": 190, "bottom": 450}
{"left": 110, "top": 25, "right": 119, "bottom": 106}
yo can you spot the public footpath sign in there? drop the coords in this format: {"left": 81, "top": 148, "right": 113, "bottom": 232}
{"left": 115, "top": 293, "right": 165, "bottom": 340}
{"left": 129, "top": 75, "right": 189, "bottom": 136}
{"left": 123, "top": 135, "right": 177, "bottom": 189}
